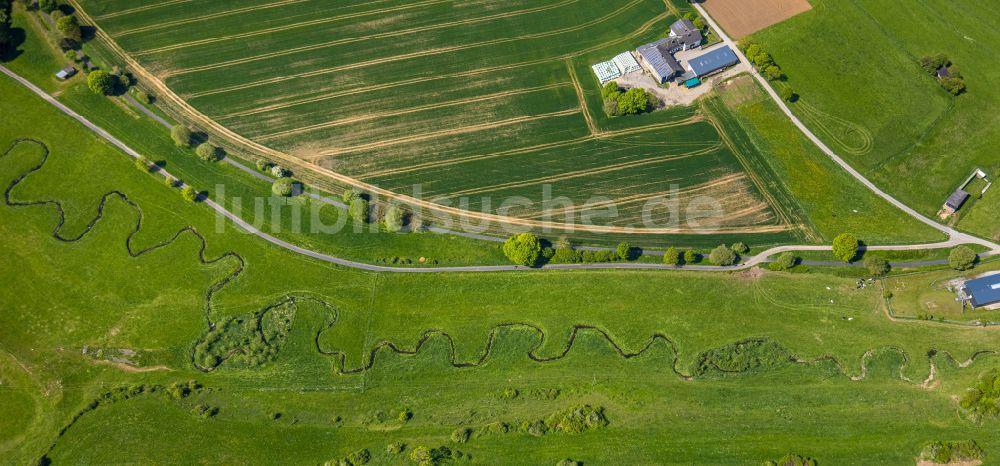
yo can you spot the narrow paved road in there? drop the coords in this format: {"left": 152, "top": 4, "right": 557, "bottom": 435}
{"left": 691, "top": 3, "right": 1000, "bottom": 256}
{"left": 1, "top": 65, "right": 993, "bottom": 273}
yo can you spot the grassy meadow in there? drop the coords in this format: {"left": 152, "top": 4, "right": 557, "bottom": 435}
{"left": 749, "top": 0, "right": 1000, "bottom": 217}
{"left": 5, "top": 55, "right": 1000, "bottom": 464}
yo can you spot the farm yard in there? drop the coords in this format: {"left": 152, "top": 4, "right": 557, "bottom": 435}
{"left": 748, "top": 0, "right": 1000, "bottom": 217}
{"left": 72, "top": 0, "right": 804, "bottom": 239}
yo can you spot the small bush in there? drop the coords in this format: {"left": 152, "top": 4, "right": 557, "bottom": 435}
{"left": 663, "top": 246, "right": 680, "bottom": 265}
{"left": 271, "top": 178, "right": 296, "bottom": 197}
{"left": 349, "top": 198, "right": 369, "bottom": 223}
{"left": 195, "top": 143, "right": 219, "bottom": 162}
{"left": 398, "top": 408, "right": 412, "bottom": 422}
{"left": 386, "top": 442, "right": 405, "bottom": 455}
{"left": 919, "top": 440, "right": 983, "bottom": 464}
{"left": 180, "top": 186, "right": 198, "bottom": 202}
{"left": 499, "top": 387, "right": 519, "bottom": 400}
{"left": 87, "top": 70, "right": 116, "bottom": 95}
{"left": 39, "top": 0, "right": 60, "bottom": 13}
{"left": 255, "top": 159, "right": 273, "bottom": 172}
{"left": 383, "top": 205, "right": 405, "bottom": 232}
{"left": 730, "top": 242, "right": 749, "bottom": 254}
{"left": 170, "top": 125, "right": 192, "bottom": 147}
{"left": 864, "top": 255, "right": 890, "bottom": 277}
{"left": 709, "top": 244, "right": 737, "bottom": 266}
{"left": 949, "top": 246, "right": 978, "bottom": 270}
{"left": 684, "top": 249, "right": 698, "bottom": 264}
{"left": 271, "top": 165, "right": 290, "bottom": 178}
{"left": 776, "top": 252, "right": 797, "bottom": 270}
{"left": 450, "top": 427, "right": 472, "bottom": 443}
{"left": 134, "top": 156, "right": 152, "bottom": 172}
{"left": 544, "top": 405, "right": 608, "bottom": 433}
{"left": 345, "top": 448, "right": 370, "bottom": 465}
{"left": 616, "top": 241, "right": 633, "bottom": 261}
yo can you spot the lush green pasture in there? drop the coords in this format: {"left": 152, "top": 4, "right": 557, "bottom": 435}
{"left": 6, "top": 65, "right": 1000, "bottom": 465}
{"left": 749, "top": 0, "right": 1000, "bottom": 216}
{"left": 704, "top": 75, "right": 944, "bottom": 245}
{"left": 885, "top": 261, "right": 1000, "bottom": 322}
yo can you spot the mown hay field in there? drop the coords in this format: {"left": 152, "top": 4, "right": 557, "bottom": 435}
{"left": 749, "top": 0, "right": 1000, "bottom": 216}
{"left": 75, "top": 0, "right": 798, "bottom": 238}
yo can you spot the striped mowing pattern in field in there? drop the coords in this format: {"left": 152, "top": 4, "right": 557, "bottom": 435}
{"left": 79, "top": 0, "right": 793, "bottom": 234}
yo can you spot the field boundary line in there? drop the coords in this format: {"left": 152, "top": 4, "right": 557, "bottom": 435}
{"left": 254, "top": 83, "right": 571, "bottom": 142}
{"left": 565, "top": 59, "right": 599, "bottom": 135}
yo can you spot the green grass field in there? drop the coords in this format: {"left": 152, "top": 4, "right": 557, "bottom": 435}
{"left": 5, "top": 53, "right": 1000, "bottom": 464}
{"left": 749, "top": 0, "right": 1000, "bottom": 218}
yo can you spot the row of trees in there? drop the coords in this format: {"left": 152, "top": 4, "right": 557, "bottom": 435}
{"left": 342, "top": 189, "right": 407, "bottom": 232}
{"left": 739, "top": 40, "right": 796, "bottom": 101}
{"left": 601, "top": 81, "right": 657, "bottom": 116}
{"left": 834, "top": 233, "right": 980, "bottom": 275}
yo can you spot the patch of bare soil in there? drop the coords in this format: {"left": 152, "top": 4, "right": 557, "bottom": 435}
{"left": 702, "top": 0, "right": 812, "bottom": 39}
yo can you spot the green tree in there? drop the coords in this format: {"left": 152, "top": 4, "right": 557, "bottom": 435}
{"left": 180, "top": 186, "right": 198, "bottom": 202}
{"left": 383, "top": 205, "right": 405, "bottom": 232}
{"left": 502, "top": 233, "right": 541, "bottom": 267}
{"left": 134, "top": 155, "right": 152, "bottom": 172}
{"left": 662, "top": 247, "right": 680, "bottom": 265}
{"left": 949, "top": 246, "right": 978, "bottom": 270}
{"left": 86, "top": 70, "right": 116, "bottom": 95}
{"left": 764, "top": 65, "right": 783, "bottom": 80}
{"left": 940, "top": 77, "right": 966, "bottom": 95}
{"left": 349, "top": 198, "right": 369, "bottom": 223}
{"left": 776, "top": 252, "right": 797, "bottom": 270}
{"left": 342, "top": 188, "right": 361, "bottom": 203}
{"left": 864, "top": 255, "right": 890, "bottom": 277}
{"left": 832, "top": 233, "right": 859, "bottom": 262}
{"left": 616, "top": 241, "right": 632, "bottom": 261}
{"left": 55, "top": 14, "right": 81, "bottom": 42}
{"left": 602, "top": 99, "right": 620, "bottom": 116}
{"left": 683, "top": 249, "right": 698, "bottom": 264}
{"left": 271, "top": 178, "right": 295, "bottom": 197}
{"left": 38, "top": 0, "right": 59, "bottom": 13}
{"left": 781, "top": 86, "right": 796, "bottom": 102}
{"left": 744, "top": 43, "right": 762, "bottom": 61}
{"left": 195, "top": 143, "right": 219, "bottom": 161}
{"left": 692, "top": 18, "right": 705, "bottom": 30}
{"left": 752, "top": 51, "right": 774, "bottom": 69}
{"left": 617, "top": 88, "right": 650, "bottom": 115}
{"left": 709, "top": 244, "right": 737, "bottom": 266}
{"left": 600, "top": 81, "right": 619, "bottom": 99}
{"left": 730, "top": 242, "right": 749, "bottom": 254}
{"left": 170, "top": 125, "right": 192, "bottom": 147}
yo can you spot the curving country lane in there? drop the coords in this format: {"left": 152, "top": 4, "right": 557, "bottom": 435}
{"left": 0, "top": 65, "right": 995, "bottom": 273}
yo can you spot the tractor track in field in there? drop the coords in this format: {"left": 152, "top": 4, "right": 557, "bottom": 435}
{"left": 131, "top": 0, "right": 452, "bottom": 56}
{"left": 91, "top": 0, "right": 195, "bottom": 20}
{"left": 161, "top": 0, "right": 581, "bottom": 75}
{"left": 438, "top": 144, "right": 722, "bottom": 198}
{"left": 254, "top": 83, "right": 571, "bottom": 142}
{"left": 166, "top": 0, "right": 644, "bottom": 82}
{"left": 316, "top": 109, "right": 582, "bottom": 157}
{"left": 114, "top": 0, "right": 313, "bottom": 37}
{"left": 360, "top": 115, "right": 704, "bottom": 179}
{"left": 521, "top": 173, "right": 749, "bottom": 220}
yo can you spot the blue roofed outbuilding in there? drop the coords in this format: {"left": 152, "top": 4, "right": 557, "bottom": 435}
{"left": 963, "top": 274, "right": 1000, "bottom": 308}
{"left": 686, "top": 46, "right": 740, "bottom": 77}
